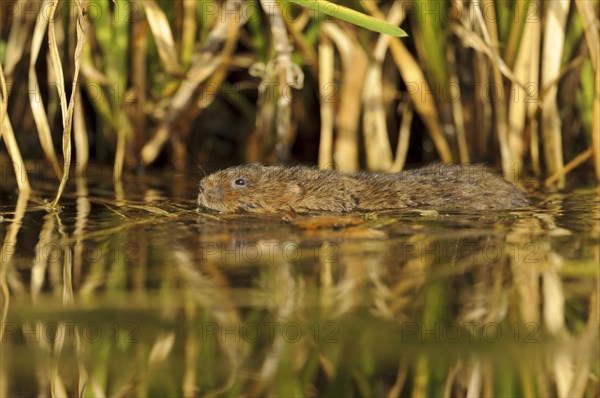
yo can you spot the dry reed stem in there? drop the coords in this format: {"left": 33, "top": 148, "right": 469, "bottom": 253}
{"left": 142, "top": 1, "right": 184, "bottom": 76}
{"left": 322, "top": 23, "right": 367, "bottom": 172}
{"left": 360, "top": 1, "right": 406, "bottom": 171}
{"left": 318, "top": 35, "right": 335, "bottom": 169}
{"left": 446, "top": 43, "right": 470, "bottom": 163}
{"left": 283, "top": 9, "right": 319, "bottom": 77}
{"left": 50, "top": 3, "right": 87, "bottom": 207}
{"left": 48, "top": 5, "right": 68, "bottom": 125}
{"left": 0, "top": 120, "right": 31, "bottom": 192}
{"left": 363, "top": 66, "right": 393, "bottom": 170}
{"left": 181, "top": 1, "right": 197, "bottom": 67}
{"left": 541, "top": 0, "right": 569, "bottom": 186}
{"left": 594, "top": 59, "right": 600, "bottom": 181}
{"left": 1, "top": 59, "right": 31, "bottom": 191}
{"left": 545, "top": 148, "right": 593, "bottom": 186}
{"left": 73, "top": 89, "right": 89, "bottom": 176}
{"left": 131, "top": 15, "right": 149, "bottom": 155}
{"left": 391, "top": 102, "right": 413, "bottom": 172}
{"left": 0, "top": 64, "right": 6, "bottom": 142}
{"left": 141, "top": 0, "right": 248, "bottom": 165}
{"left": 259, "top": 0, "right": 304, "bottom": 161}
{"left": 364, "top": 1, "right": 453, "bottom": 164}
{"left": 458, "top": 4, "right": 518, "bottom": 82}
{"left": 389, "top": 37, "right": 454, "bottom": 163}
{"left": 2, "top": 0, "right": 31, "bottom": 77}
{"left": 113, "top": 113, "right": 131, "bottom": 181}
{"left": 509, "top": 16, "right": 541, "bottom": 175}
{"left": 478, "top": 1, "right": 511, "bottom": 177}
{"left": 29, "top": 0, "right": 61, "bottom": 177}
{"left": 574, "top": 0, "right": 600, "bottom": 180}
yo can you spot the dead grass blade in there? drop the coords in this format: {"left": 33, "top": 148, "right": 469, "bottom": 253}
{"left": 318, "top": 35, "right": 334, "bottom": 169}
{"left": 29, "top": 0, "right": 61, "bottom": 177}
{"left": 541, "top": 0, "right": 570, "bottom": 186}
{"left": 50, "top": 3, "right": 88, "bottom": 207}
{"left": 142, "top": 1, "right": 183, "bottom": 76}
{"left": 322, "top": 23, "right": 367, "bottom": 172}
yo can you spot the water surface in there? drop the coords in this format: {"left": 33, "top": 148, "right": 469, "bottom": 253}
{"left": 1, "top": 170, "right": 598, "bottom": 397}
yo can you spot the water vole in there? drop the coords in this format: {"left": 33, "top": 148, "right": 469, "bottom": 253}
{"left": 197, "top": 163, "right": 529, "bottom": 213}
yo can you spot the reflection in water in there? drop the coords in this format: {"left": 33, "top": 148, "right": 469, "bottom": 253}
{"left": 0, "top": 176, "right": 598, "bottom": 396}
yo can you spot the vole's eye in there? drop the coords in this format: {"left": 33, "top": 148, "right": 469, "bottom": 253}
{"left": 233, "top": 178, "right": 247, "bottom": 187}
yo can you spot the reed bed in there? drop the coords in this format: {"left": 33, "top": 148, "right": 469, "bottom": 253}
{"left": 0, "top": 0, "right": 597, "bottom": 200}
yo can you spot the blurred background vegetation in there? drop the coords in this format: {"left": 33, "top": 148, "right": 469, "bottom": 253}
{"left": 0, "top": 0, "right": 598, "bottom": 197}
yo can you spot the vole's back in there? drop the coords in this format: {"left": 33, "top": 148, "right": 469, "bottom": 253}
{"left": 350, "top": 164, "right": 528, "bottom": 211}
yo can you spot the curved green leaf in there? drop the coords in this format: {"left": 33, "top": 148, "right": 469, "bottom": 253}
{"left": 289, "top": 0, "right": 408, "bottom": 37}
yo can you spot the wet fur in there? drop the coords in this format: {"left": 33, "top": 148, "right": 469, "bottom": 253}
{"left": 197, "top": 163, "right": 529, "bottom": 213}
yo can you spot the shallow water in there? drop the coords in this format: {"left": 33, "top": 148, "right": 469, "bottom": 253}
{"left": 1, "top": 170, "right": 598, "bottom": 397}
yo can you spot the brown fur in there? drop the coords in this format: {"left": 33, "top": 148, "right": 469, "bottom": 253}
{"left": 197, "top": 163, "right": 529, "bottom": 213}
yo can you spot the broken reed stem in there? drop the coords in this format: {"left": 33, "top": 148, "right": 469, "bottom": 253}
{"left": 545, "top": 148, "right": 593, "bottom": 187}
